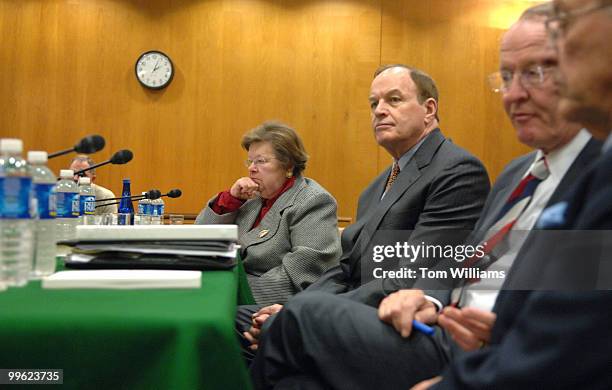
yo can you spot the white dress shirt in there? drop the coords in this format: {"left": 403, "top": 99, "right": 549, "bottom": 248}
{"left": 459, "top": 129, "right": 591, "bottom": 311}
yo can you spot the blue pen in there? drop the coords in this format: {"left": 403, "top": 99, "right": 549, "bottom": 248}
{"left": 412, "top": 320, "right": 435, "bottom": 336}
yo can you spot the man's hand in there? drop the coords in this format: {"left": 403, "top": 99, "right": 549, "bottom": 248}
{"left": 378, "top": 290, "right": 437, "bottom": 337}
{"left": 230, "top": 177, "right": 260, "bottom": 200}
{"left": 242, "top": 304, "right": 283, "bottom": 350}
{"left": 410, "top": 376, "right": 442, "bottom": 390}
{"left": 437, "top": 306, "right": 496, "bottom": 351}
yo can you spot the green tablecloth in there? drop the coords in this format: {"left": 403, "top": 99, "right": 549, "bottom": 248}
{"left": 0, "top": 263, "right": 254, "bottom": 389}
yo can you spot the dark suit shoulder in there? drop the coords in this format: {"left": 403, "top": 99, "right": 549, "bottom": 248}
{"left": 569, "top": 148, "right": 612, "bottom": 229}
{"left": 499, "top": 152, "right": 536, "bottom": 176}
{"left": 490, "top": 152, "right": 536, "bottom": 191}
{"left": 424, "top": 136, "right": 490, "bottom": 192}
{"left": 435, "top": 136, "right": 485, "bottom": 163}
{"left": 437, "top": 142, "right": 485, "bottom": 173}
{"left": 411, "top": 128, "right": 483, "bottom": 170}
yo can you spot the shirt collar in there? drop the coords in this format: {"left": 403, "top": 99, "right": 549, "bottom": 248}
{"left": 534, "top": 128, "right": 591, "bottom": 181}
{"left": 394, "top": 132, "right": 430, "bottom": 171}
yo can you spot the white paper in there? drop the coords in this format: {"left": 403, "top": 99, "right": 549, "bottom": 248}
{"left": 76, "top": 225, "right": 238, "bottom": 241}
{"left": 42, "top": 270, "right": 202, "bottom": 290}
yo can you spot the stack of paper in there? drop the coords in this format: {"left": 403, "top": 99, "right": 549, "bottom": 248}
{"left": 42, "top": 270, "right": 202, "bottom": 289}
{"left": 62, "top": 225, "right": 238, "bottom": 271}
{"left": 75, "top": 225, "right": 237, "bottom": 241}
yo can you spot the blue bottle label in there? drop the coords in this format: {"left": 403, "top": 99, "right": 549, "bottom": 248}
{"left": 0, "top": 176, "right": 32, "bottom": 218}
{"left": 152, "top": 204, "right": 164, "bottom": 216}
{"left": 144, "top": 204, "right": 153, "bottom": 215}
{"left": 56, "top": 192, "right": 79, "bottom": 218}
{"left": 117, "top": 214, "right": 131, "bottom": 225}
{"left": 33, "top": 183, "right": 57, "bottom": 219}
{"left": 72, "top": 195, "right": 80, "bottom": 215}
{"left": 118, "top": 198, "right": 134, "bottom": 214}
{"left": 80, "top": 195, "right": 96, "bottom": 215}
{"left": 49, "top": 191, "right": 57, "bottom": 216}
{"left": 138, "top": 203, "right": 146, "bottom": 214}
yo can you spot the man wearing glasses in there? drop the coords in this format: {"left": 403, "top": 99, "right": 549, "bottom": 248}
{"left": 249, "top": 4, "right": 603, "bottom": 389}
{"left": 412, "top": 1, "right": 612, "bottom": 388}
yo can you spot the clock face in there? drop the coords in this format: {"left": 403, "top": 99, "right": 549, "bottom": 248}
{"left": 135, "top": 51, "right": 174, "bottom": 89}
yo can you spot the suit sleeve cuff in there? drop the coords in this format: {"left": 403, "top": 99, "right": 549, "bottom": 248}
{"left": 211, "top": 191, "right": 245, "bottom": 214}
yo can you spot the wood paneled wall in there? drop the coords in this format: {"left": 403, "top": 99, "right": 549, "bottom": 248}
{"left": 0, "top": 0, "right": 535, "bottom": 220}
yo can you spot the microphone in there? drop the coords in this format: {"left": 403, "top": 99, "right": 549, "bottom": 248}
{"left": 109, "top": 150, "right": 133, "bottom": 164}
{"left": 95, "top": 189, "right": 161, "bottom": 203}
{"left": 73, "top": 149, "right": 133, "bottom": 176}
{"left": 48, "top": 135, "right": 106, "bottom": 159}
{"left": 94, "top": 189, "right": 181, "bottom": 209}
{"left": 166, "top": 189, "right": 182, "bottom": 198}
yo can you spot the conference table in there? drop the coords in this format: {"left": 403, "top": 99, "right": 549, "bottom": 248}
{"left": 0, "top": 260, "right": 255, "bottom": 389}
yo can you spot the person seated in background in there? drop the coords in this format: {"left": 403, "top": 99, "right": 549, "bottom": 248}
{"left": 195, "top": 121, "right": 342, "bottom": 305}
{"left": 69, "top": 155, "right": 118, "bottom": 215}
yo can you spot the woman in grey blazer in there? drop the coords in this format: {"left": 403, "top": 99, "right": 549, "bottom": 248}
{"left": 196, "top": 121, "right": 341, "bottom": 305}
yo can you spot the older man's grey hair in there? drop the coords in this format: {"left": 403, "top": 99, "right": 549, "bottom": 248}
{"left": 71, "top": 155, "right": 96, "bottom": 175}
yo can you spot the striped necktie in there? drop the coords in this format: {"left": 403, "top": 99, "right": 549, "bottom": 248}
{"left": 452, "top": 156, "right": 550, "bottom": 304}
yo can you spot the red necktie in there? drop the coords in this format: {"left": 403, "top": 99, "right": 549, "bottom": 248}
{"left": 451, "top": 156, "right": 550, "bottom": 305}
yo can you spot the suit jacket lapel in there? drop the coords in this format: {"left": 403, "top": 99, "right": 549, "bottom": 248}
{"left": 349, "top": 129, "right": 447, "bottom": 266}
{"left": 236, "top": 200, "right": 261, "bottom": 236}
{"left": 475, "top": 138, "right": 599, "bottom": 240}
{"left": 503, "top": 137, "right": 602, "bottom": 288}
{"left": 368, "top": 159, "right": 421, "bottom": 229}
{"left": 545, "top": 137, "right": 601, "bottom": 206}
{"left": 240, "top": 176, "right": 306, "bottom": 251}
{"left": 476, "top": 158, "right": 533, "bottom": 235}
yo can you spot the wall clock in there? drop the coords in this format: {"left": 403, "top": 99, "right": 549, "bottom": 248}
{"left": 135, "top": 50, "right": 174, "bottom": 89}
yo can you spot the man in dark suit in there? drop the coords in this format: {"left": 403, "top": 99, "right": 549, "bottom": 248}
{"left": 239, "top": 65, "right": 490, "bottom": 354}
{"left": 414, "top": 0, "right": 612, "bottom": 388}
{"left": 249, "top": 4, "right": 607, "bottom": 389}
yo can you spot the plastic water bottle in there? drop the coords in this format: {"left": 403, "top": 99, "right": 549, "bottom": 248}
{"left": 78, "top": 177, "right": 96, "bottom": 225}
{"left": 135, "top": 192, "right": 150, "bottom": 225}
{"left": 27, "top": 151, "right": 57, "bottom": 279}
{"left": 0, "top": 139, "right": 33, "bottom": 287}
{"left": 150, "top": 197, "right": 165, "bottom": 225}
{"left": 55, "top": 169, "right": 79, "bottom": 241}
{"left": 117, "top": 178, "right": 134, "bottom": 225}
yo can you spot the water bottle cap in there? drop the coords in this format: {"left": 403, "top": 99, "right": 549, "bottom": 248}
{"left": 123, "top": 178, "right": 130, "bottom": 183}
{"left": 27, "top": 151, "right": 48, "bottom": 163}
{"left": 78, "top": 177, "right": 91, "bottom": 184}
{"left": 0, "top": 138, "right": 23, "bottom": 153}
{"left": 60, "top": 169, "right": 74, "bottom": 178}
